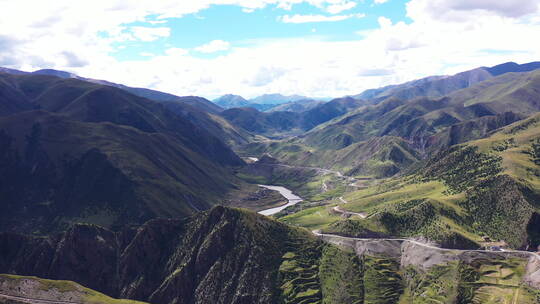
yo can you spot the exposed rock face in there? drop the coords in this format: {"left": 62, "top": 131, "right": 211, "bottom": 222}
{"left": 0, "top": 274, "right": 147, "bottom": 304}
{"left": 0, "top": 207, "right": 308, "bottom": 304}
{"left": 355, "top": 239, "right": 402, "bottom": 258}
{"left": 525, "top": 255, "right": 540, "bottom": 289}
{"left": 318, "top": 234, "right": 540, "bottom": 289}
{"left": 2, "top": 208, "right": 540, "bottom": 303}
{"left": 400, "top": 241, "right": 459, "bottom": 270}
{"left": 0, "top": 275, "right": 84, "bottom": 303}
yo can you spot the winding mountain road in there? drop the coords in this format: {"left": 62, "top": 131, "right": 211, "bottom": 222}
{"left": 312, "top": 231, "right": 540, "bottom": 262}
{"left": 332, "top": 205, "right": 367, "bottom": 218}
{"left": 254, "top": 162, "right": 540, "bottom": 265}
{"left": 254, "top": 161, "right": 358, "bottom": 184}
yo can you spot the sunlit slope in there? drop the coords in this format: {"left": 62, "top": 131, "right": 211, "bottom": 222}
{"left": 283, "top": 114, "right": 540, "bottom": 249}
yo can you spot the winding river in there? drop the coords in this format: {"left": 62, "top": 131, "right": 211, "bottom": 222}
{"left": 258, "top": 185, "right": 303, "bottom": 216}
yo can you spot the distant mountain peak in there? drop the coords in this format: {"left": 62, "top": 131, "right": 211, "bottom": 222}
{"left": 213, "top": 94, "right": 251, "bottom": 109}
{"left": 0, "top": 66, "right": 223, "bottom": 114}
{"left": 33, "top": 69, "right": 77, "bottom": 79}
{"left": 354, "top": 60, "right": 540, "bottom": 102}
{"left": 486, "top": 61, "right": 540, "bottom": 76}
{"left": 249, "top": 93, "right": 309, "bottom": 105}
{"left": 214, "top": 94, "right": 248, "bottom": 102}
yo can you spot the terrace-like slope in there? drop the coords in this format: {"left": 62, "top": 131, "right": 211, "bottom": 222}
{"left": 2, "top": 207, "right": 539, "bottom": 304}
{"left": 284, "top": 114, "right": 540, "bottom": 250}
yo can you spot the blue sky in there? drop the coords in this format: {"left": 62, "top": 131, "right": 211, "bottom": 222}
{"left": 112, "top": 0, "right": 411, "bottom": 61}
{"left": 2, "top": 0, "right": 540, "bottom": 98}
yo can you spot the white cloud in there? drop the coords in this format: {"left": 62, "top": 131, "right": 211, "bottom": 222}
{"left": 246, "top": 66, "right": 287, "bottom": 86}
{"left": 130, "top": 26, "right": 170, "bottom": 41}
{"left": 447, "top": 0, "right": 539, "bottom": 18}
{"left": 374, "top": 0, "right": 388, "bottom": 4}
{"left": 407, "top": 0, "right": 540, "bottom": 21}
{"left": 195, "top": 40, "right": 231, "bottom": 53}
{"left": 326, "top": 1, "right": 357, "bottom": 14}
{"left": 147, "top": 20, "right": 168, "bottom": 25}
{"left": 281, "top": 13, "right": 365, "bottom": 23}
{"left": 377, "top": 16, "right": 392, "bottom": 28}
{"left": 165, "top": 48, "right": 189, "bottom": 56}
{"left": 1, "top": 0, "right": 540, "bottom": 99}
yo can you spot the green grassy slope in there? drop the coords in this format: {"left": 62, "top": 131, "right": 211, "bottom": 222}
{"left": 0, "top": 111, "right": 244, "bottom": 234}
{"left": 221, "top": 97, "right": 366, "bottom": 138}
{"left": 283, "top": 114, "right": 540, "bottom": 249}
{"left": 450, "top": 69, "right": 540, "bottom": 113}
{"left": 2, "top": 206, "right": 540, "bottom": 303}
{"left": 242, "top": 69, "right": 540, "bottom": 181}
{"left": 0, "top": 274, "right": 147, "bottom": 304}
{"left": 0, "top": 73, "right": 243, "bottom": 167}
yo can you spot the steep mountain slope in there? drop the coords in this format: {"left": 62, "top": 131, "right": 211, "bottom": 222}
{"left": 213, "top": 94, "right": 277, "bottom": 111}
{"left": 249, "top": 93, "right": 308, "bottom": 105}
{"left": 300, "top": 97, "right": 367, "bottom": 129}
{"left": 0, "top": 72, "right": 243, "bottom": 166}
{"left": 0, "top": 67, "right": 26, "bottom": 75}
{"left": 0, "top": 72, "right": 254, "bottom": 234}
{"left": 221, "top": 108, "right": 302, "bottom": 138}
{"left": 159, "top": 100, "right": 254, "bottom": 147}
{"left": 0, "top": 275, "right": 146, "bottom": 304}
{"left": 0, "top": 207, "right": 329, "bottom": 304}
{"left": 0, "top": 68, "right": 253, "bottom": 147}
{"left": 213, "top": 94, "right": 251, "bottom": 108}
{"left": 30, "top": 68, "right": 224, "bottom": 114}
{"left": 268, "top": 99, "right": 326, "bottom": 113}
{"left": 365, "top": 68, "right": 490, "bottom": 102}
{"left": 222, "top": 97, "right": 365, "bottom": 138}
{"left": 285, "top": 114, "right": 540, "bottom": 250}
{"left": 243, "top": 136, "right": 420, "bottom": 179}
{"left": 486, "top": 61, "right": 540, "bottom": 76}
{"left": 2, "top": 207, "right": 539, "bottom": 304}
{"left": 449, "top": 68, "right": 540, "bottom": 113}
{"left": 355, "top": 61, "right": 540, "bottom": 103}
{"left": 0, "top": 76, "right": 34, "bottom": 116}
{"left": 254, "top": 68, "right": 540, "bottom": 177}
{"left": 0, "top": 111, "right": 243, "bottom": 234}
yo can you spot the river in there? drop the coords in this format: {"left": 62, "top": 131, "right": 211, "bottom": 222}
{"left": 258, "top": 185, "right": 303, "bottom": 216}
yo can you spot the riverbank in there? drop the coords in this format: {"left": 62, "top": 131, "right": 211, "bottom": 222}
{"left": 258, "top": 185, "right": 303, "bottom": 216}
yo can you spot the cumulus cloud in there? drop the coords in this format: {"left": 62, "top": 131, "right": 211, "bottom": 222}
{"left": 1, "top": 0, "right": 540, "bottom": 99}
{"left": 61, "top": 51, "right": 88, "bottom": 67}
{"left": 373, "top": 0, "right": 388, "bottom": 4}
{"left": 377, "top": 16, "right": 392, "bottom": 28}
{"left": 450, "top": 0, "right": 539, "bottom": 17}
{"left": 408, "top": 0, "right": 540, "bottom": 21}
{"left": 326, "top": 1, "right": 357, "bottom": 14}
{"left": 165, "top": 48, "right": 189, "bottom": 56}
{"left": 195, "top": 40, "right": 231, "bottom": 53}
{"left": 280, "top": 13, "right": 365, "bottom": 23}
{"left": 246, "top": 66, "right": 287, "bottom": 86}
{"left": 130, "top": 26, "right": 170, "bottom": 41}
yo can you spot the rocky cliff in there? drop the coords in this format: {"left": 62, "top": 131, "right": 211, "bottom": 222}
{"left": 2, "top": 207, "right": 540, "bottom": 303}
{"left": 0, "top": 207, "right": 327, "bottom": 304}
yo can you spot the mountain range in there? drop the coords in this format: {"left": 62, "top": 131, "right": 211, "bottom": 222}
{"left": 243, "top": 62, "right": 540, "bottom": 177}
{"left": 0, "top": 71, "right": 247, "bottom": 234}
{"left": 353, "top": 61, "right": 540, "bottom": 103}
{"left": 213, "top": 93, "right": 325, "bottom": 112}
{"left": 2, "top": 61, "right": 540, "bottom": 303}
